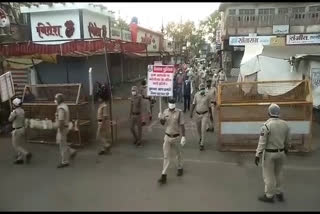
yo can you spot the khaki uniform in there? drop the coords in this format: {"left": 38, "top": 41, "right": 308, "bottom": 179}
{"left": 8, "top": 107, "right": 28, "bottom": 161}
{"left": 193, "top": 91, "right": 211, "bottom": 146}
{"left": 206, "top": 87, "right": 217, "bottom": 130}
{"left": 218, "top": 71, "right": 227, "bottom": 84}
{"left": 160, "top": 108, "right": 184, "bottom": 174}
{"left": 256, "top": 118, "right": 290, "bottom": 198}
{"left": 96, "top": 102, "right": 111, "bottom": 151}
{"left": 130, "top": 94, "right": 142, "bottom": 142}
{"left": 212, "top": 76, "right": 219, "bottom": 87}
{"left": 140, "top": 86, "right": 151, "bottom": 124}
{"left": 56, "top": 103, "right": 76, "bottom": 164}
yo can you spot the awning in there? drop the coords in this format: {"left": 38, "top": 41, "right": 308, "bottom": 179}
{"left": 0, "top": 39, "right": 147, "bottom": 58}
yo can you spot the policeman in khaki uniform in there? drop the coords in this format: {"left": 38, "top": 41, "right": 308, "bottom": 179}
{"left": 255, "top": 103, "right": 290, "bottom": 203}
{"left": 96, "top": 84, "right": 111, "bottom": 155}
{"left": 55, "top": 93, "right": 77, "bottom": 168}
{"left": 218, "top": 69, "right": 227, "bottom": 84}
{"left": 130, "top": 86, "right": 143, "bottom": 147}
{"left": 190, "top": 83, "right": 213, "bottom": 151}
{"left": 8, "top": 98, "right": 32, "bottom": 164}
{"left": 205, "top": 79, "right": 216, "bottom": 132}
{"left": 158, "top": 98, "right": 186, "bottom": 185}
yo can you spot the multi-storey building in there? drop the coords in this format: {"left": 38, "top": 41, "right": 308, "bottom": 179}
{"left": 218, "top": 2, "right": 320, "bottom": 77}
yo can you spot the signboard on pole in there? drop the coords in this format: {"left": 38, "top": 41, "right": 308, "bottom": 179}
{"left": 147, "top": 65, "right": 174, "bottom": 97}
{"left": 0, "top": 72, "right": 15, "bottom": 102}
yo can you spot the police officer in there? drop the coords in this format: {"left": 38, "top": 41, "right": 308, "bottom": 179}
{"left": 55, "top": 93, "right": 77, "bottom": 168}
{"left": 96, "top": 84, "right": 111, "bottom": 155}
{"left": 130, "top": 86, "right": 143, "bottom": 147}
{"left": 205, "top": 79, "right": 215, "bottom": 132}
{"left": 140, "top": 79, "right": 151, "bottom": 125}
{"left": 157, "top": 98, "right": 186, "bottom": 185}
{"left": 212, "top": 73, "right": 219, "bottom": 87}
{"left": 8, "top": 98, "right": 32, "bottom": 164}
{"left": 255, "top": 103, "right": 290, "bottom": 203}
{"left": 218, "top": 69, "right": 227, "bottom": 84}
{"left": 190, "top": 83, "right": 212, "bottom": 151}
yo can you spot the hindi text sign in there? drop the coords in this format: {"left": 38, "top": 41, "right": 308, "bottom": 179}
{"left": 147, "top": 65, "right": 174, "bottom": 97}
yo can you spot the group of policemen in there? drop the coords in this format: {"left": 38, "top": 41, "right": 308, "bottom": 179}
{"left": 8, "top": 93, "right": 77, "bottom": 168}
{"left": 7, "top": 62, "right": 291, "bottom": 203}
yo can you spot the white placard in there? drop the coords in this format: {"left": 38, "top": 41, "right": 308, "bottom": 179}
{"left": 273, "top": 25, "right": 289, "bottom": 35}
{"left": 147, "top": 65, "right": 174, "bottom": 97}
{"left": 286, "top": 33, "right": 320, "bottom": 45}
{"left": 229, "top": 36, "right": 276, "bottom": 46}
{"left": 0, "top": 72, "right": 15, "bottom": 102}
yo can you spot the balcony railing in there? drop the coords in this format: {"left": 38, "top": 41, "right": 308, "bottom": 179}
{"left": 226, "top": 12, "right": 320, "bottom": 28}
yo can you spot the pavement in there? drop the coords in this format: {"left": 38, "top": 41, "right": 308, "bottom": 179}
{"left": 0, "top": 81, "right": 320, "bottom": 211}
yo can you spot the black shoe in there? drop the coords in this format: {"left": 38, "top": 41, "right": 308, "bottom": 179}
{"left": 276, "top": 193, "right": 285, "bottom": 202}
{"left": 200, "top": 145, "right": 204, "bottom": 151}
{"left": 26, "top": 153, "right": 32, "bottom": 164}
{"left": 98, "top": 150, "right": 106, "bottom": 155}
{"left": 14, "top": 159, "right": 24, "bottom": 164}
{"left": 70, "top": 150, "right": 77, "bottom": 160}
{"left": 133, "top": 139, "right": 138, "bottom": 145}
{"left": 150, "top": 116, "right": 152, "bottom": 121}
{"left": 142, "top": 122, "right": 146, "bottom": 126}
{"left": 57, "top": 163, "right": 70, "bottom": 168}
{"left": 258, "top": 194, "right": 274, "bottom": 203}
{"left": 136, "top": 143, "right": 142, "bottom": 147}
{"left": 158, "top": 174, "right": 167, "bottom": 184}
{"left": 177, "top": 168, "right": 184, "bottom": 176}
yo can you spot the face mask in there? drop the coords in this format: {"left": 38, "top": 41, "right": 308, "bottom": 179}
{"left": 200, "top": 90, "right": 205, "bottom": 95}
{"left": 132, "top": 91, "right": 137, "bottom": 96}
{"left": 168, "top": 103, "right": 176, "bottom": 110}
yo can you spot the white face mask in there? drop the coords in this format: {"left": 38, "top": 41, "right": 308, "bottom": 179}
{"left": 168, "top": 103, "right": 176, "bottom": 110}
{"left": 132, "top": 91, "right": 137, "bottom": 96}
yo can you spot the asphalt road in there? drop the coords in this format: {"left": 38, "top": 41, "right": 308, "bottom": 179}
{"left": 0, "top": 98, "right": 320, "bottom": 211}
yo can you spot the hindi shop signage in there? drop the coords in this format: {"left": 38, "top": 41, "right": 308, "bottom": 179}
{"left": 137, "top": 29, "right": 161, "bottom": 52}
{"left": 147, "top": 65, "right": 174, "bottom": 97}
{"left": 273, "top": 25, "right": 289, "bottom": 35}
{"left": 30, "top": 10, "right": 81, "bottom": 42}
{"left": 82, "top": 10, "right": 110, "bottom": 39}
{"left": 286, "top": 33, "right": 320, "bottom": 45}
{"left": 229, "top": 36, "right": 276, "bottom": 46}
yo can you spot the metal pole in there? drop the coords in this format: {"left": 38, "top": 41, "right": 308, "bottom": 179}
{"left": 103, "top": 41, "right": 114, "bottom": 144}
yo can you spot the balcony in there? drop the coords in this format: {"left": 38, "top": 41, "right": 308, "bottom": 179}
{"left": 226, "top": 12, "right": 320, "bottom": 28}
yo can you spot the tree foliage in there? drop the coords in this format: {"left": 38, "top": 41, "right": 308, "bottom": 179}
{"left": 199, "top": 10, "right": 221, "bottom": 43}
{"left": 114, "top": 17, "right": 130, "bottom": 30}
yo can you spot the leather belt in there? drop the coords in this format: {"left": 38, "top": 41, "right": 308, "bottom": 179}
{"left": 265, "top": 148, "right": 284, "bottom": 153}
{"left": 132, "top": 112, "right": 141, "bottom": 115}
{"left": 13, "top": 127, "right": 23, "bottom": 130}
{"left": 196, "top": 111, "right": 208, "bottom": 115}
{"left": 165, "top": 133, "right": 180, "bottom": 138}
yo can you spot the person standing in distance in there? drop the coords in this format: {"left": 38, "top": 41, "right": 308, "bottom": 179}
{"left": 55, "top": 93, "right": 77, "bottom": 168}
{"left": 8, "top": 98, "right": 32, "bottom": 164}
{"left": 157, "top": 98, "right": 186, "bottom": 185}
{"left": 183, "top": 75, "right": 192, "bottom": 113}
{"left": 129, "top": 86, "right": 143, "bottom": 147}
{"left": 190, "top": 83, "right": 212, "bottom": 151}
{"left": 255, "top": 103, "right": 290, "bottom": 203}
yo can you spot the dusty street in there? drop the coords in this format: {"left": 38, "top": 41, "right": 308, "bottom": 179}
{"left": 0, "top": 87, "right": 320, "bottom": 211}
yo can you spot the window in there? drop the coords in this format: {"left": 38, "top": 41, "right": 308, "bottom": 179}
{"left": 292, "top": 7, "right": 305, "bottom": 13}
{"left": 239, "top": 9, "right": 255, "bottom": 15}
{"left": 258, "top": 8, "right": 275, "bottom": 15}
{"left": 293, "top": 7, "right": 305, "bottom": 19}
{"left": 309, "top": 6, "right": 320, "bottom": 12}
{"left": 229, "top": 9, "right": 236, "bottom": 15}
{"left": 309, "top": 6, "right": 320, "bottom": 19}
{"left": 278, "top": 8, "right": 288, "bottom": 14}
